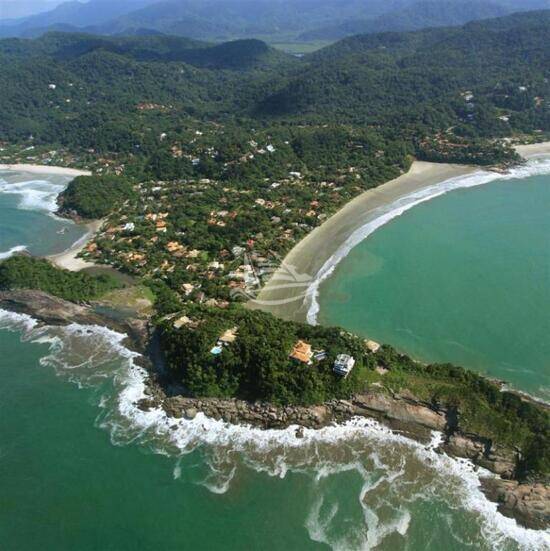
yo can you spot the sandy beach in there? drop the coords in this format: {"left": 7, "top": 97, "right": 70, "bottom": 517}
{"left": 253, "top": 141, "right": 550, "bottom": 322}
{"left": 0, "top": 164, "right": 91, "bottom": 177}
{"left": 47, "top": 219, "right": 104, "bottom": 271}
{"left": 514, "top": 140, "right": 550, "bottom": 158}
{"left": 252, "top": 161, "right": 480, "bottom": 321}
{"left": 0, "top": 163, "right": 98, "bottom": 271}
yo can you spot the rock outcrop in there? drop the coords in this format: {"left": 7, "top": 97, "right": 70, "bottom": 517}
{"left": 0, "top": 289, "right": 150, "bottom": 356}
{"left": 481, "top": 478, "right": 550, "bottom": 530}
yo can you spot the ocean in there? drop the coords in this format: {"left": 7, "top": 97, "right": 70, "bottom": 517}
{"left": 0, "top": 169, "right": 548, "bottom": 550}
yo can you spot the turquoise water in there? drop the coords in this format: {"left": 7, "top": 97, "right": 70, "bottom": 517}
{"left": 318, "top": 167, "right": 550, "bottom": 402}
{"left": 0, "top": 170, "right": 548, "bottom": 550}
{"left": 0, "top": 170, "right": 86, "bottom": 258}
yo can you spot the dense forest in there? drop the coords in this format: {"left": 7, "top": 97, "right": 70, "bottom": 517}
{"left": 0, "top": 11, "right": 548, "bottom": 160}
{"left": 59, "top": 174, "right": 136, "bottom": 219}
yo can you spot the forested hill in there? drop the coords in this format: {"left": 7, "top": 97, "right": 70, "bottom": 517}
{"left": 298, "top": 0, "right": 511, "bottom": 41}
{"left": 2, "top": 0, "right": 549, "bottom": 43}
{"left": 258, "top": 10, "right": 550, "bottom": 134}
{"left": 0, "top": 11, "right": 548, "bottom": 156}
{"left": 0, "top": 32, "right": 293, "bottom": 69}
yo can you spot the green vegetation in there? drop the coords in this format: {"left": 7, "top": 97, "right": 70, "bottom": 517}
{"left": 0, "top": 11, "right": 548, "bottom": 480}
{"left": 158, "top": 303, "right": 549, "bottom": 481}
{"left": 0, "top": 256, "right": 122, "bottom": 302}
{"left": 59, "top": 175, "right": 135, "bottom": 219}
{"left": 159, "top": 304, "right": 368, "bottom": 405}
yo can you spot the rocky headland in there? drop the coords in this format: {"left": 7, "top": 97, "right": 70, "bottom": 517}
{"left": 0, "top": 288, "right": 547, "bottom": 530}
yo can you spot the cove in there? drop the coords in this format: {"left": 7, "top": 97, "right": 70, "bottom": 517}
{"left": 318, "top": 171, "right": 550, "bottom": 401}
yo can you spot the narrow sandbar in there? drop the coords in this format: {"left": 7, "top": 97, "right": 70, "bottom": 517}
{"left": 251, "top": 161, "right": 479, "bottom": 322}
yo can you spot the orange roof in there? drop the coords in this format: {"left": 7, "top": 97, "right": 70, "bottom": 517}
{"left": 289, "top": 340, "right": 313, "bottom": 363}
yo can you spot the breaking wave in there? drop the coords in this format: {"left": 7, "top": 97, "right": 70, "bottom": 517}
{"left": 0, "top": 176, "right": 69, "bottom": 214}
{"left": 306, "top": 157, "right": 550, "bottom": 325}
{"left": 0, "top": 245, "right": 27, "bottom": 259}
{"left": 0, "top": 308, "right": 548, "bottom": 550}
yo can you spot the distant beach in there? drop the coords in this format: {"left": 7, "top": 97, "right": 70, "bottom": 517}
{"left": 0, "top": 164, "right": 98, "bottom": 271}
{"left": 47, "top": 219, "right": 104, "bottom": 271}
{"left": 0, "top": 164, "right": 91, "bottom": 177}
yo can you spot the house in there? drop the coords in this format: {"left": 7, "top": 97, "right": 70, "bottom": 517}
{"left": 333, "top": 354, "right": 356, "bottom": 377}
{"left": 166, "top": 241, "right": 184, "bottom": 253}
{"left": 313, "top": 350, "right": 327, "bottom": 361}
{"left": 173, "top": 315, "right": 196, "bottom": 329}
{"left": 181, "top": 283, "right": 194, "bottom": 296}
{"left": 290, "top": 340, "right": 313, "bottom": 364}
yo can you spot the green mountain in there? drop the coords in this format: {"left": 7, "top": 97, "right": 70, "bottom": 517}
{"left": 7, "top": 0, "right": 548, "bottom": 43}
{"left": 299, "top": 0, "right": 513, "bottom": 41}
{"left": 0, "top": 11, "right": 548, "bottom": 154}
{"left": 258, "top": 10, "right": 550, "bottom": 133}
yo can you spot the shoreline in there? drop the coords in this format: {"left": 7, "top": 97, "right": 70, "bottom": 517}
{"left": 0, "top": 289, "right": 548, "bottom": 531}
{"left": 253, "top": 144, "right": 550, "bottom": 323}
{"left": 252, "top": 161, "right": 479, "bottom": 321}
{"left": 47, "top": 219, "right": 104, "bottom": 271}
{"left": 0, "top": 163, "right": 101, "bottom": 272}
{"left": 0, "top": 163, "right": 91, "bottom": 177}
{"left": 0, "top": 164, "right": 100, "bottom": 272}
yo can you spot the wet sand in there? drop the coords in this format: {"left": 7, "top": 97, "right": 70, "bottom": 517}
{"left": 253, "top": 142, "right": 550, "bottom": 323}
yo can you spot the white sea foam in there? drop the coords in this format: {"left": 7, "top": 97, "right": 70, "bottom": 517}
{"left": 0, "top": 309, "right": 549, "bottom": 550}
{"left": 306, "top": 157, "right": 550, "bottom": 324}
{"left": 0, "top": 176, "right": 68, "bottom": 214}
{"left": 0, "top": 245, "right": 27, "bottom": 259}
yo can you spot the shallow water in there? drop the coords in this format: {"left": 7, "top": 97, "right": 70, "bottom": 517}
{"left": 0, "top": 170, "right": 549, "bottom": 550}
{"left": 318, "top": 161, "right": 550, "bottom": 401}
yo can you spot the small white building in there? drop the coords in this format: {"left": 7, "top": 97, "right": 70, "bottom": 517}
{"left": 333, "top": 354, "right": 356, "bottom": 377}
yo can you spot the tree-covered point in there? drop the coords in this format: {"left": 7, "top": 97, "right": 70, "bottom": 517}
{"left": 158, "top": 302, "right": 549, "bottom": 481}
{"left": 0, "top": 256, "right": 122, "bottom": 302}
{"left": 158, "top": 303, "right": 369, "bottom": 406}
{"left": 59, "top": 174, "right": 135, "bottom": 219}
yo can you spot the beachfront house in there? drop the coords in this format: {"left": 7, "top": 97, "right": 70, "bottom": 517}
{"left": 219, "top": 327, "right": 238, "bottom": 344}
{"left": 333, "top": 354, "right": 356, "bottom": 377}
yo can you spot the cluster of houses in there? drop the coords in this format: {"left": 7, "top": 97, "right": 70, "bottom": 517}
{"left": 201, "top": 329, "right": 382, "bottom": 379}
